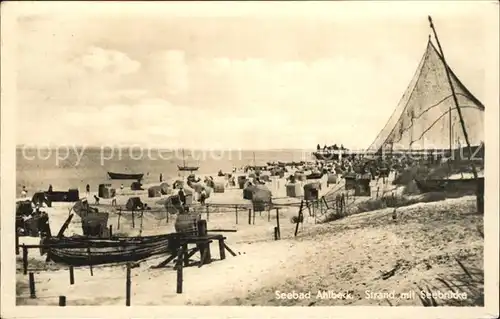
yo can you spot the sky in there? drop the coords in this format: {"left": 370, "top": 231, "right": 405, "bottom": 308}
{"left": 10, "top": 1, "right": 499, "bottom": 150}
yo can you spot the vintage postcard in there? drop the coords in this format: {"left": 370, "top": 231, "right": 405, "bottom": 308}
{"left": 1, "top": 1, "right": 499, "bottom": 318}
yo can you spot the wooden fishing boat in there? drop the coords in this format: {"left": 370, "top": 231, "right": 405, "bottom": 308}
{"left": 32, "top": 189, "right": 79, "bottom": 205}
{"left": 414, "top": 177, "right": 484, "bottom": 194}
{"left": 107, "top": 172, "right": 144, "bottom": 180}
{"left": 41, "top": 233, "right": 177, "bottom": 266}
{"left": 178, "top": 165, "right": 199, "bottom": 172}
{"left": 178, "top": 149, "right": 199, "bottom": 172}
{"left": 306, "top": 172, "right": 324, "bottom": 180}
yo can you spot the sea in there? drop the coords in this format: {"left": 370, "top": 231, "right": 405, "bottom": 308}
{"left": 16, "top": 147, "right": 315, "bottom": 197}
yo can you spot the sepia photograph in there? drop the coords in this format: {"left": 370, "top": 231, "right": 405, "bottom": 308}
{"left": 1, "top": 1, "right": 498, "bottom": 318}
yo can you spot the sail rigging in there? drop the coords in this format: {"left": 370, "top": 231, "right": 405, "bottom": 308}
{"left": 367, "top": 37, "right": 484, "bottom": 154}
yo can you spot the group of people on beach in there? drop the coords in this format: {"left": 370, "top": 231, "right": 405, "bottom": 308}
{"left": 16, "top": 201, "right": 51, "bottom": 237}
{"left": 317, "top": 143, "right": 347, "bottom": 151}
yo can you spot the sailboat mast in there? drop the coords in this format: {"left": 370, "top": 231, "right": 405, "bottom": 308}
{"left": 182, "top": 149, "right": 186, "bottom": 167}
{"left": 428, "top": 16, "right": 481, "bottom": 212}
{"left": 449, "top": 105, "right": 453, "bottom": 157}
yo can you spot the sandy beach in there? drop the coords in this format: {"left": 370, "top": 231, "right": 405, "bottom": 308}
{"left": 15, "top": 169, "right": 483, "bottom": 307}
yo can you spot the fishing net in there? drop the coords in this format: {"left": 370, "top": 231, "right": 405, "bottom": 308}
{"left": 367, "top": 40, "right": 485, "bottom": 157}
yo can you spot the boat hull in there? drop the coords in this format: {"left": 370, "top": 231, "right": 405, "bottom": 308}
{"left": 43, "top": 234, "right": 176, "bottom": 266}
{"left": 177, "top": 165, "right": 199, "bottom": 172}
{"left": 414, "top": 177, "right": 484, "bottom": 194}
{"left": 107, "top": 172, "right": 144, "bottom": 180}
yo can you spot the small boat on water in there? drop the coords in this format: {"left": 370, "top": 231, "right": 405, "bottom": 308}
{"left": 178, "top": 165, "right": 199, "bottom": 172}
{"left": 41, "top": 234, "right": 176, "bottom": 266}
{"left": 108, "top": 172, "right": 144, "bottom": 180}
{"left": 178, "top": 149, "right": 199, "bottom": 172}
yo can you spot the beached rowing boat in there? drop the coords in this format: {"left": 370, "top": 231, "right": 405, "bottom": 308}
{"left": 41, "top": 234, "right": 177, "bottom": 266}
{"left": 306, "top": 172, "right": 324, "bottom": 180}
{"left": 414, "top": 177, "right": 484, "bottom": 194}
{"left": 107, "top": 172, "right": 144, "bottom": 180}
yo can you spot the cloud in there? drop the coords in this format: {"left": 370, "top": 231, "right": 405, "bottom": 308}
{"left": 16, "top": 52, "right": 423, "bottom": 149}
{"left": 150, "top": 50, "right": 189, "bottom": 96}
{"left": 37, "top": 93, "right": 302, "bottom": 149}
{"left": 15, "top": 11, "right": 493, "bottom": 150}
{"left": 76, "top": 46, "right": 141, "bottom": 75}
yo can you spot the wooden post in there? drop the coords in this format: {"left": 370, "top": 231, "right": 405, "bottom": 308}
{"left": 132, "top": 210, "right": 135, "bottom": 228}
{"left": 275, "top": 208, "right": 280, "bottom": 239}
{"left": 15, "top": 231, "right": 19, "bottom": 255}
{"left": 117, "top": 209, "right": 121, "bottom": 230}
{"left": 182, "top": 243, "right": 189, "bottom": 266}
{"left": 235, "top": 206, "right": 238, "bottom": 224}
{"left": 125, "top": 263, "right": 131, "bottom": 306}
{"left": 176, "top": 248, "right": 183, "bottom": 294}
{"left": 198, "top": 220, "right": 208, "bottom": 236}
{"left": 206, "top": 204, "right": 209, "bottom": 221}
{"left": 109, "top": 225, "right": 113, "bottom": 238}
{"left": 197, "top": 220, "right": 211, "bottom": 264}
{"left": 252, "top": 209, "right": 256, "bottom": 225}
{"left": 335, "top": 195, "right": 339, "bottom": 214}
{"left": 376, "top": 187, "right": 380, "bottom": 199}
{"left": 218, "top": 238, "right": 226, "bottom": 260}
{"left": 248, "top": 209, "right": 252, "bottom": 225}
{"left": 87, "top": 246, "right": 93, "bottom": 276}
{"left": 140, "top": 210, "right": 144, "bottom": 232}
{"left": 323, "top": 196, "right": 329, "bottom": 210}
{"left": 29, "top": 272, "right": 36, "bottom": 298}
{"left": 274, "top": 227, "right": 279, "bottom": 240}
{"left": 317, "top": 200, "right": 322, "bottom": 224}
{"left": 59, "top": 296, "right": 66, "bottom": 306}
{"left": 267, "top": 208, "right": 271, "bottom": 222}
{"left": 69, "top": 266, "right": 74, "bottom": 285}
{"left": 305, "top": 200, "right": 313, "bottom": 217}
{"left": 57, "top": 213, "right": 73, "bottom": 238}
{"left": 22, "top": 244, "right": 28, "bottom": 275}
{"left": 341, "top": 193, "right": 346, "bottom": 213}
{"left": 295, "top": 200, "right": 304, "bottom": 237}
{"left": 223, "top": 242, "right": 237, "bottom": 256}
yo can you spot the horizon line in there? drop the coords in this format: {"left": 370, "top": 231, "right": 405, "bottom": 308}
{"left": 15, "top": 144, "right": 323, "bottom": 151}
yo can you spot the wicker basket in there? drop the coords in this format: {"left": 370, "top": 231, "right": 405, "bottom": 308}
{"left": 174, "top": 213, "right": 201, "bottom": 236}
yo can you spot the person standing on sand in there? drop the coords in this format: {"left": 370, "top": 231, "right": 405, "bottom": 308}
{"left": 21, "top": 186, "right": 28, "bottom": 198}
{"left": 178, "top": 187, "right": 186, "bottom": 207}
{"left": 86, "top": 184, "right": 90, "bottom": 197}
{"left": 199, "top": 188, "right": 207, "bottom": 205}
{"left": 159, "top": 173, "right": 163, "bottom": 183}
{"left": 37, "top": 211, "right": 51, "bottom": 237}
